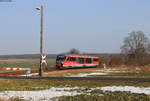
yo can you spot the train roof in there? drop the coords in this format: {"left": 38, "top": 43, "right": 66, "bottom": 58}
{"left": 57, "top": 54, "right": 99, "bottom": 58}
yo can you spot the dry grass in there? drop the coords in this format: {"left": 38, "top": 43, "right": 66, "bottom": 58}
{"left": 0, "top": 98, "right": 6, "bottom": 101}
{"left": 44, "top": 66, "right": 150, "bottom": 78}
{"left": 0, "top": 97, "right": 27, "bottom": 101}
{"left": 56, "top": 91, "right": 150, "bottom": 101}
{"left": 0, "top": 79, "right": 11, "bottom": 84}
{"left": 44, "top": 67, "right": 103, "bottom": 76}
{"left": 142, "top": 65, "right": 150, "bottom": 72}
{"left": 43, "top": 67, "right": 133, "bottom": 77}
{"left": 0, "top": 58, "right": 55, "bottom": 71}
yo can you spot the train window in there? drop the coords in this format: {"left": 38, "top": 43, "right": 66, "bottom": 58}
{"left": 86, "top": 58, "right": 92, "bottom": 63}
{"left": 77, "top": 58, "right": 84, "bottom": 64}
{"left": 56, "top": 55, "right": 66, "bottom": 61}
{"left": 67, "top": 57, "right": 76, "bottom": 61}
{"left": 93, "top": 58, "right": 99, "bottom": 62}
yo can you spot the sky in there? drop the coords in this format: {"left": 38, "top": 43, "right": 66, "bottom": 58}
{"left": 0, "top": 0, "right": 150, "bottom": 55}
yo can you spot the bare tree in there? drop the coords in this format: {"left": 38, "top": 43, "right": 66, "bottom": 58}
{"left": 121, "top": 31, "right": 150, "bottom": 65}
{"left": 146, "top": 43, "right": 150, "bottom": 54}
{"left": 68, "top": 48, "right": 80, "bottom": 55}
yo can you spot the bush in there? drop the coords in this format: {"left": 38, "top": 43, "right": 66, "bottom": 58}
{"left": 109, "top": 54, "right": 124, "bottom": 66}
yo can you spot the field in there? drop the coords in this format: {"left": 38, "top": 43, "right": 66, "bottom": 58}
{"left": 0, "top": 59, "right": 149, "bottom": 101}
{"left": 0, "top": 59, "right": 56, "bottom": 72}
{"left": 0, "top": 79, "right": 149, "bottom": 101}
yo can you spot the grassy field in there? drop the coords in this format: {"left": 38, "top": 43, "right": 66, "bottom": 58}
{"left": 1, "top": 89, "right": 150, "bottom": 101}
{"left": 0, "top": 97, "right": 27, "bottom": 101}
{"left": 44, "top": 67, "right": 103, "bottom": 76}
{"left": 91, "top": 72, "right": 150, "bottom": 78}
{"left": 0, "top": 59, "right": 56, "bottom": 71}
{"left": 44, "top": 67, "right": 150, "bottom": 79}
{"left": 0, "top": 79, "right": 149, "bottom": 101}
{"left": 0, "top": 59, "right": 150, "bottom": 101}
{"left": 1, "top": 92, "right": 150, "bottom": 101}
{"left": 55, "top": 91, "right": 150, "bottom": 101}
{"left": 0, "top": 79, "right": 149, "bottom": 91}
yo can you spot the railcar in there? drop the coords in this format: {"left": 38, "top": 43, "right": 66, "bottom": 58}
{"left": 56, "top": 55, "right": 99, "bottom": 69}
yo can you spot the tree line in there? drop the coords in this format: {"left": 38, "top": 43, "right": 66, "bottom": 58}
{"left": 68, "top": 31, "right": 150, "bottom": 66}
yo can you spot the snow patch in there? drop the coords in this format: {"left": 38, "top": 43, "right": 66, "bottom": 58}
{"left": 1, "top": 86, "right": 150, "bottom": 101}
{"left": 0, "top": 87, "right": 81, "bottom": 101}
{"left": 101, "top": 86, "right": 150, "bottom": 95}
{"left": 68, "top": 72, "right": 109, "bottom": 77}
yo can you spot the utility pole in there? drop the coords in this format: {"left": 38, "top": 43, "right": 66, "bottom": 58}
{"left": 36, "top": 5, "right": 44, "bottom": 76}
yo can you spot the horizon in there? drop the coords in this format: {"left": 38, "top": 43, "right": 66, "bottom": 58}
{"left": 0, "top": 52, "right": 120, "bottom": 56}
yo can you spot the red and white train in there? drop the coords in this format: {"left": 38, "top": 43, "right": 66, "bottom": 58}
{"left": 56, "top": 55, "right": 99, "bottom": 69}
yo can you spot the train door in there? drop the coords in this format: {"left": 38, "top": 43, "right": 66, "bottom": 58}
{"left": 93, "top": 58, "right": 99, "bottom": 67}
{"left": 85, "top": 58, "right": 92, "bottom": 67}
{"left": 77, "top": 57, "right": 84, "bottom": 67}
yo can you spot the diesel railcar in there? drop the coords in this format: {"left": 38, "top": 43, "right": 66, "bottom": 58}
{"left": 56, "top": 55, "right": 99, "bottom": 69}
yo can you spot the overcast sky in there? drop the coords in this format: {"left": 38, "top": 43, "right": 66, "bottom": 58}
{"left": 0, "top": 0, "right": 150, "bottom": 55}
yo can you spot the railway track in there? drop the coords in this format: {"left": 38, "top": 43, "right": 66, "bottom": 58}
{"left": 0, "top": 76, "right": 149, "bottom": 82}
{"left": 0, "top": 68, "right": 150, "bottom": 82}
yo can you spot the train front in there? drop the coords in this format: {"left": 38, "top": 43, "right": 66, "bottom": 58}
{"left": 56, "top": 55, "right": 66, "bottom": 69}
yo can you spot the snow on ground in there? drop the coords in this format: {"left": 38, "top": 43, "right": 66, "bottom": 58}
{"left": 0, "top": 87, "right": 81, "bottom": 101}
{"left": 20, "top": 72, "right": 109, "bottom": 77}
{"left": 0, "top": 86, "right": 150, "bottom": 101}
{"left": 68, "top": 72, "right": 109, "bottom": 77}
{"left": 100, "top": 86, "right": 150, "bottom": 95}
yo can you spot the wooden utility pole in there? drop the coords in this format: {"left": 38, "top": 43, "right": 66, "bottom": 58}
{"left": 36, "top": 5, "right": 44, "bottom": 76}
{"left": 40, "top": 5, "right": 44, "bottom": 76}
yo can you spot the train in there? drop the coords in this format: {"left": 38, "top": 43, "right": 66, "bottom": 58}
{"left": 56, "top": 55, "right": 99, "bottom": 69}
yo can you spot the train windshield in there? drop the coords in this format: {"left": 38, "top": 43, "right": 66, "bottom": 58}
{"left": 56, "top": 55, "right": 66, "bottom": 61}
